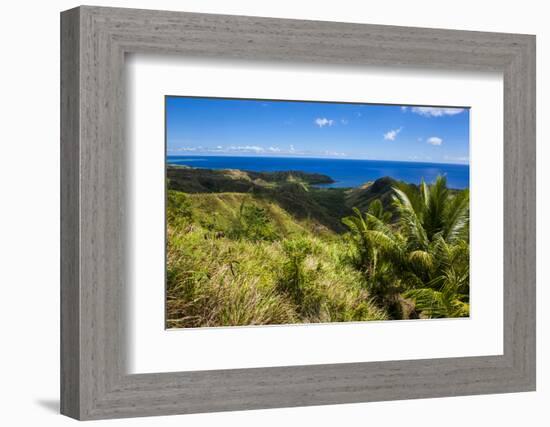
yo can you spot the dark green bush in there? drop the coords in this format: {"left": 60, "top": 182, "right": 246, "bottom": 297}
{"left": 167, "top": 191, "right": 193, "bottom": 226}
{"left": 230, "top": 201, "right": 279, "bottom": 242}
{"left": 277, "top": 238, "right": 314, "bottom": 310}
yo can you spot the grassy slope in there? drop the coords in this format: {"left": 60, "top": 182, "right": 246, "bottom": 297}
{"left": 167, "top": 167, "right": 471, "bottom": 327}
{"left": 166, "top": 167, "right": 391, "bottom": 328}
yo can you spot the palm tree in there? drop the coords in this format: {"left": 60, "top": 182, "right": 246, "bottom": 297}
{"left": 403, "top": 236, "right": 469, "bottom": 318}
{"left": 343, "top": 175, "right": 470, "bottom": 319}
{"left": 391, "top": 176, "right": 470, "bottom": 318}
{"left": 342, "top": 205, "right": 411, "bottom": 318}
{"left": 392, "top": 176, "right": 469, "bottom": 246}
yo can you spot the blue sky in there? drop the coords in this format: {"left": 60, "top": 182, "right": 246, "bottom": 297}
{"left": 166, "top": 97, "right": 469, "bottom": 165}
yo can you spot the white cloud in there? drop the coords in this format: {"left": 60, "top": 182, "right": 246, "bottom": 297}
{"left": 444, "top": 155, "right": 469, "bottom": 164}
{"left": 314, "top": 117, "right": 335, "bottom": 128}
{"left": 411, "top": 107, "right": 465, "bottom": 117}
{"left": 340, "top": 118, "right": 349, "bottom": 125}
{"left": 231, "top": 145, "right": 263, "bottom": 152}
{"left": 324, "top": 151, "right": 347, "bottom": 157}
{"left": 383, "top": 127, "right": 403, "bottom": 141}
{"left": 168, "top": 143, "right": 352, "bottom": 158}
{"left": 401, "top": 106, "right": 408, "bottom": 112}
{"left": 427, "top": 136, "right": 443, "bottom": 146}
{"left": 168, "top": 146, "right": 201, "bottom": 152}
{"left": 169, "top": 144, "right": 267, "bottom": 154}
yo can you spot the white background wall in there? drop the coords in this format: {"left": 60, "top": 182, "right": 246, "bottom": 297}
{"left": 0, "top": 0, "right": 546, "bottom": 425}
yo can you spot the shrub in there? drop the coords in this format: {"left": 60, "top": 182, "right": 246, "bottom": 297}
{"left": 167, "top": 191, "right": 193, "bottom": 226}
{"left": 230, "top": 201, "right": 279, "bottom": 241}
{"left": 277, "top": 237, "right": 313, "bottom": 308}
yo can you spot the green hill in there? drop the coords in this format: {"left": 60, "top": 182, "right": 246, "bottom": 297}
{"left": 168, "top": 165, "right": 350, "bottom": 232}
{"left": 167, "top": 165, "right": 334, "bottom": 192}
{"left": 165, "top": 166, "right": 396, "bottom": 328}
{"left": 166, "top": 189, "right": 388, "bottom": 328}
{"left": 166, "top": 166, "right": 470, "bottom": 328}
{"left": 167, "top": 166, "right": 407, "bottom": 233}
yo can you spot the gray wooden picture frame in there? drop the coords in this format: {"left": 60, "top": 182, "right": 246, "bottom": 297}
{"left": 60, "top": 5, "right": 536, "bottom": 421}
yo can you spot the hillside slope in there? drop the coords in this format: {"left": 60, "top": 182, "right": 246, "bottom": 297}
{"left": 166, "top": 188, "right": 388, "bottom": 328}
{"left": 167, "top": 166, "right": 406, "bottom": 232}
{"left": 166, "top": 166, "right": 470, "bottom": 327}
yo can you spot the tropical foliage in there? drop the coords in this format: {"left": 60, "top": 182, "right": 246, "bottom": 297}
{"left": 342, "top": 176, "right": 470, "bottom": 319}
{"left": 166, "top": 167, "right": 469, "bottom": 328}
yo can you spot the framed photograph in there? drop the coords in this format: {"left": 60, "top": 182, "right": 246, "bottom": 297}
{"left": 61, "top": 6, "right": 536, "bottom": 420}
{"left": 164, "top": 96, "right": 471, "bottom": 329}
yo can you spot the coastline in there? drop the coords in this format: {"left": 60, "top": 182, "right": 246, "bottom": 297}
{"left": 166, "top": 157, "right": 470, "bottom": 190}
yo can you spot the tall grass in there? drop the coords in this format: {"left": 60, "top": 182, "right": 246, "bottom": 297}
{"left": 166, "top": 192, "right": 387, "bottom": 328}
{"left": 166, "top": 173, "right": 469, "bottom": 327}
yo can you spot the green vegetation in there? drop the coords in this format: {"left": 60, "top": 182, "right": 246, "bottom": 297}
{"left": 166, "top": 166, "right": 469, "bottom": 328}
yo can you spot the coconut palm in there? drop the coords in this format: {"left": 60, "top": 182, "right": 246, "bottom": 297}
{"left": 343, "top": 175, "right": 470, "bottom": 319}
{"left": 392, "top": 176, "right": 469, "bottom": 246}
{"left": 403, "top": 235, "right": 469, "bottom": 318}
{"left": 391, "top": 176, "right": 470, "bottom": 318}
{"left": 342, "top": 205, "right": 412, "bottom": 318}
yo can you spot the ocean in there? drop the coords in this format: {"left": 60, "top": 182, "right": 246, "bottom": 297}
{"left": 167, "top": 155, "right": 470, "bottom": 189}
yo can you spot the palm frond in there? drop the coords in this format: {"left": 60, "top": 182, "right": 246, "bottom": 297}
{"left": 423, "top": 175, "right": 448, "bottom": 239}
{"left": 443, "top": 189, "right": 470, "bottom": 243}
{"left": 392, "top": 187, "right": 429, "bottom": 250}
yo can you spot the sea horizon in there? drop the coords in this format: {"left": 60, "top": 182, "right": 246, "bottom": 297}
{"left": 167, "top": 154, "right": 470, "bottom": 189}
{"left": 167, "top": 153, "right": 468, "bottom": 166}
